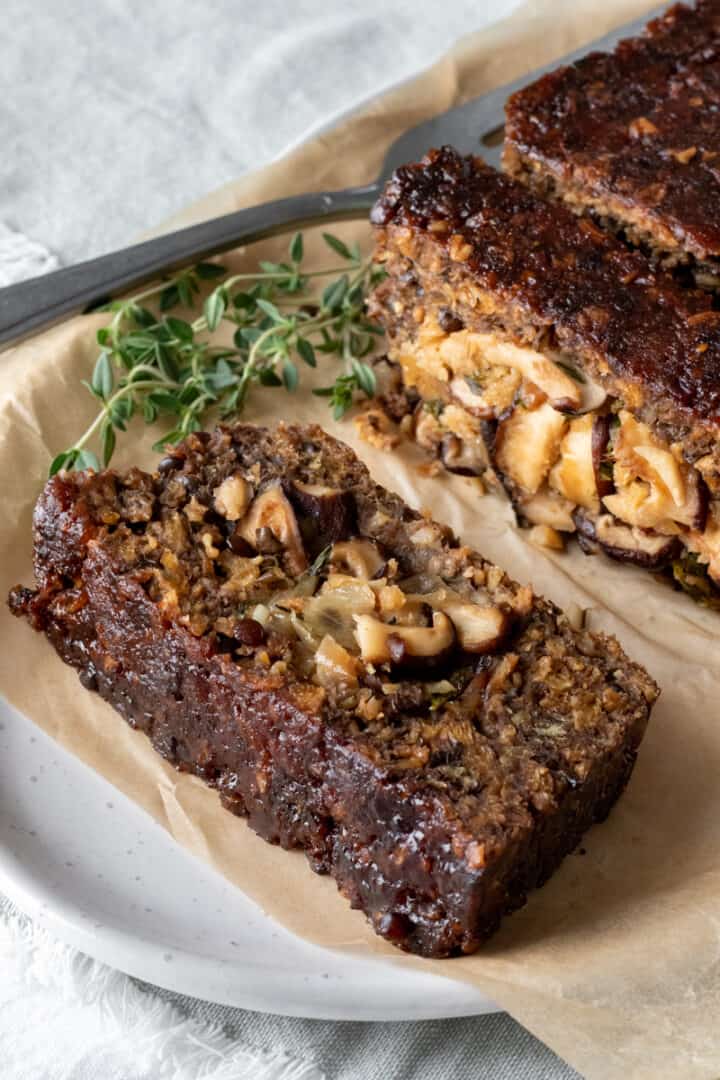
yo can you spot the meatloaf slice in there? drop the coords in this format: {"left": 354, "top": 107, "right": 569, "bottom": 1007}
{"left": 369, "top": 146, "right": 720, "bottom": 603}
{"left": 9, "top": 422, "right": 656, "bottom": 957}
{"left": 504, "top": 0, "right": 720, "bottom": 287}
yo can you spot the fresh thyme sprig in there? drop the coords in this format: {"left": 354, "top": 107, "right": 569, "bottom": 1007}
{"left": 50, "top": 232, "right": 386, "bottom": 476}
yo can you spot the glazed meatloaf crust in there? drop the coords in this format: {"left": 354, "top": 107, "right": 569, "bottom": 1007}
{"left": 504, "top": 1, "right": 720, "bottom": 285}
{"left": 369, "top": 146, "right": 720, "bottom": 602}
{"left": 9, "top": 422, "right": 656, "bottom": 957}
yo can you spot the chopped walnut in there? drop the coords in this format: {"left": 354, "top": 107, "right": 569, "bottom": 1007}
{"left": 184, "top": 496, "right": 208, "bottom": 524}
{"left": 213, "top": 474, "right": 251, "bottom": 521}
{"left": 668, "top": 146, "right": 697, "bottom": 164}
{"left": 465, "top": 841, "right": 486, "bottom": 869}
{"left": 200, "top": 532, "right": 220, "bottom": 559}
{"left": 529, "top": 524, "right": 565, "bottom": 551}
{"left": 629, "top": 116, "right": 658, "bottom": 138}
{"left": 449, "top": 234, "right": 473, "bottom": 262}
{"left": 487, "top": 653, "right": 519, "bottom": 695}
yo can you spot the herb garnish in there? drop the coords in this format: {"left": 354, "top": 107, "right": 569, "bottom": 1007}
{"left": 423, "top": 399, "right": 444, "bottom": 420}
{"left": 554, "top": 360, "right": 586, "bottom": 384}
{"left": 50, "top": 232, "right": 385, "bottom": 476}
{"left": 672, "top": 551, "right": 720, "bottom": 609}
{"left": 308, "top": 544, "right": 333, "bottom": 577}
{"left": 463, "top": 372, "right": 486, "bottom": 396}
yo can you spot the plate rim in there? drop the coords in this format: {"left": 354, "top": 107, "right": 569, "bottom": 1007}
{"left": 0, "top": 833, "right": 498, "bottom": 1021}
{"left": 0, "top": 698, "right": 499, "bottom": 1020}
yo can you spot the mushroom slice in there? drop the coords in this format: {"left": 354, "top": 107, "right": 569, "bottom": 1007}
{"left": 315, "top": 634, "right": 359, "bottom": 689}
{"left": 287, "top": 481, "right": 355, "bottom": 544}
{"left": 330, "top": 539, "right": 385, "bottom": 579}
{"left": 237, "top": 486, "right": 307, "bottom": 575}
{"left": 574, "top": 509, "right": 680, "bottom": 569}
{"left": 591, "top": 414, "right": 614, "bottom": 499}
{"left": 541, "top": 353, "right": 608, "bottom": 414}
{"left": 572, "top": 508, "right": 600, "bottom": 555}
{"left": 353, "top": 612, "right": 455, "bottom": 666}
{"left": 440, "top": 601, "right": 510, "bottom": 654}
{"left": 511, "top": 349, "right": 582, "bottom": 412}
{"left": 439, "top": 434, "right": 488, "bottom": 477}
{"left": 549, "top": 414, "right": 599, "bottom": 511}
{"left": 634, "top": 446, "right": 685, "bottom": 507}
{"left": 609, "top": 410, "right": 706, "bottom": 530}
{"left": 477, "top": 338, "right": 581, "bottom": 410}
{"left": 376, "top": 584, "right": 429, "bottom": 627}
{"left": 603, "top": 482, "right": 682, "bottom": 534}
{"left": 496, "top": 402, "right": 567, "bottom": 495}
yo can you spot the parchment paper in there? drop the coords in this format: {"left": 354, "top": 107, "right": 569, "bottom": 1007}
{"left": 2, "top": 2, "right": 719, "bottom": 1077}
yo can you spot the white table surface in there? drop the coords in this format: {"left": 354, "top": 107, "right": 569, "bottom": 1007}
{"left": 0, "top": 1, "right": 580, "bottom": 1076}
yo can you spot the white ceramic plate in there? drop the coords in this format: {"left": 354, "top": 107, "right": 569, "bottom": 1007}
{"left": 0, "top": 695, "right": 497, "bottom": 1020}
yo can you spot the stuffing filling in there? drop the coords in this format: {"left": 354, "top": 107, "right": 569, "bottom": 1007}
{"left": 394, "top": 311, "right": 720, "bottom": 600}
{"left": 76, "top": 452, "right": 529, "bottom": 733}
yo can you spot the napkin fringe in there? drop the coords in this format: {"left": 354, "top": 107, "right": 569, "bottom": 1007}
{"left": 0, "top": 221, "right": 59, "bottom": 286}
{"left": 0, "top": 902, "right": 323, "bottom": 1080}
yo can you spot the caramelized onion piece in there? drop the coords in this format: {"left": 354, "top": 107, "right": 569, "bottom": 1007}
{"left": 303, "top": 580, "right": 377, "bottom": 650}
{"left": 315, "top": 634, "right": 359, "bottom": 688}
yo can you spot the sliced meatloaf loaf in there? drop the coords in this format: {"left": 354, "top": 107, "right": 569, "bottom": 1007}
{"left": 504, "top": 1, "right": 720, "bottom": 288}
{"left": 370, "top": 146, "right": 720, "bottom": 603}
{"left": 9, "top": 422, "right": 656, "bottom": 956}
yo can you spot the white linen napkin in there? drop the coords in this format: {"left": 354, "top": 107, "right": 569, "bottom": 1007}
{"left": 0, "top": 899, "right": 323, "bottom": 1080}
{"left": 0, "top": 222, "right": 59, "bottom": 287}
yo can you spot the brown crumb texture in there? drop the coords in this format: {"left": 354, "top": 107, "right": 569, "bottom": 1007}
{"left": 504, "top": 0, "right": 720, "bottom": 277}
{"left": 9, "top": 422, "right": 656, "bottom": 957}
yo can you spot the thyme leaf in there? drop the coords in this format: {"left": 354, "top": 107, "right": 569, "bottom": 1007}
{"left": 53, "top": 233, "right": 385, "bottom": 474}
